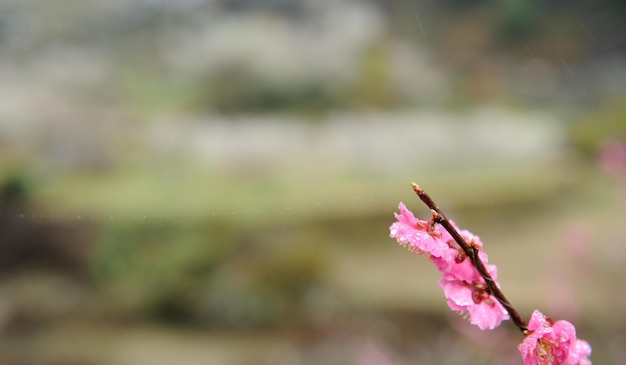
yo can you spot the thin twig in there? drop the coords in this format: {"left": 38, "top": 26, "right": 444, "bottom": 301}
{"left": 411, "top": 182, "right": 528, "bottom": 334}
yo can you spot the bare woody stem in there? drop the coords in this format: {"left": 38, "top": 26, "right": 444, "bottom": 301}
{"left": 411, "top": 182, "right": 528, "bottom": 334}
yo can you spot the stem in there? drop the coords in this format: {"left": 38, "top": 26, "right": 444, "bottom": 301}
{"left": 411, "top": 182, "right": 528, "bottom": 334}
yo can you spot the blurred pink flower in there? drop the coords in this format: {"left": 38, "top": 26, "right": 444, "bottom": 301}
{"left": 354, "top": 339, "right": 393, "bottom": 365}
{"left": 569, "top": 340, "right": 592, "bottom": 365}
{"left": 598, "top": 138, "right": 626, "bottom": 176}
{"left": 518, "top": 310, "right": 591, "bottom": 365}
{"left": 561, "top": 222, "right": 592, "bottom": 259}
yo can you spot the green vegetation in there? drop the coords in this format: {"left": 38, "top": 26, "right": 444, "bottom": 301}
{"left": 567, "top": 97, "right": 626, "bottom": 157}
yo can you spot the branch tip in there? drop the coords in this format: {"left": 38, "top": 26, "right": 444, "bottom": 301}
{"left": 410, "top": 182, "right": 422, "bottom": 194}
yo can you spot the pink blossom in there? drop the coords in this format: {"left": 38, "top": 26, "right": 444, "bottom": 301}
{"left": 434, "top": 236, "right": 509, "bottom": 330}
{"left": 518, "top": 310, "right": 592, "bottom": 365}
{"left": 389, "top": 202, "right": 453, "bottom": 259}
{"left": 569, "top": 340, "right": 592, "bottom": 365}
{"left": 429, "top": 220, "right": 487, "bottom": 277}
{"left": 431, "top": 248, "right": 492, "bottom": 283}
{"left": 390, "top": 202, "right": 509, "bottom": 330}
{"left": 439, "top": 270, "right": 509, "bottom": 330}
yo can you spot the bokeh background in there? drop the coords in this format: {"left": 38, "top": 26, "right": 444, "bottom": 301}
{"left": 1, "top": 0, "right": 625, "bottom": 364}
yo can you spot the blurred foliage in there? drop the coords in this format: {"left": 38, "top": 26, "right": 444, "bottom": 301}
{"left": 91, "top": 220, "right": 236, "bottom": 320}
{"left": 119, "top": 68, "right": 196, "bottom": 116}
{"left": 118, "top": 64, "right": 348, "bottom": 116}
{"left": 76, "top": 0, "right": 620, "bottom": 114}
{"left": 194, "top": 65, "right": 346, "bottom": 115}
{"left": 352, "top": 42, "right": 393, "bottom": 109}
{"left": 0, "top": 173, "right": 29, "bottom": 207}
{"left": 494, "top": 0, "right": 542, "bottom": 40}
{"left": 567, "top": 97, "right": 626, "bottom": 157}
{"left": 201, "top": 232, "right": 325, "bottom": 327}
{"left": 91, "top": 218, "right": 326, "bottom": 326}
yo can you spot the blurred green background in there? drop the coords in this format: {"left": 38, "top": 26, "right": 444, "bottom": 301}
{"left": 1, "top": 1, "right": 625, "bottom": 364}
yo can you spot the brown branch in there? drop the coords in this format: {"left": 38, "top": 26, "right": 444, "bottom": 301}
{"left": 411, "top": 182, "right": 528, "bottom": 334}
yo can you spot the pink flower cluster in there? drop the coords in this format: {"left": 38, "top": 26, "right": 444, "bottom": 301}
{"left": 519, "top": 310, "right": 591, "bottom": 365}
{"left": 389, "top": 202, "right": 509, "bottom": 330}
